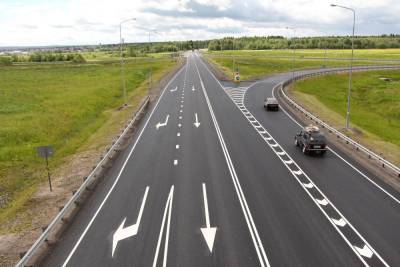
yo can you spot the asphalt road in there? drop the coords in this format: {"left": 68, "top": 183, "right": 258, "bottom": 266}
{"left": 42, "top": 52, "right": 400, "bottom": 267}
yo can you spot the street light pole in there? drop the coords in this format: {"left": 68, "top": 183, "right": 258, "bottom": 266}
{"left": 286, "top": 27, "right": 296, "bottom": 84}
{"left": 331, "top": 4, "right": 355, "bottom": 129}
{"left": 120, "top": 18, "right": 136, "bottom": 106}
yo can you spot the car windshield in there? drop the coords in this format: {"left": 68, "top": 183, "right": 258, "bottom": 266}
{"left": 309, "top": 132, "right": 326, "bottom": 141}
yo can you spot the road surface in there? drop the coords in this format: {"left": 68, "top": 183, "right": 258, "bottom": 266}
{"left": 42, "top": 52, "right": 400, "bottom": 267}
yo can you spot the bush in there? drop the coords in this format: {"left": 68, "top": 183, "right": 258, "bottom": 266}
{"left": 0, "top": 56, "right": 12, "bottom": 65}
{"left": 72, "top": 53, "right": 86, "bottom": 63}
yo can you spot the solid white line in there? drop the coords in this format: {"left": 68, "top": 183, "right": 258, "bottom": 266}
{"left": 194, "top": 59, "right": 270, "bottom": 267}
{"left": 62, "top": 63, "right": 186, "bottom": 267}
{"left": 152, "top": 186, "right": 174, "bottom": 267}
{"left": 202, "top": 183, "right": 211, "bottom": 228}
{"left": 271, "top": 84, "right": 400, "bottom": 206}
{"left": 163, "top": 187, "right": 173, "bottom": 267}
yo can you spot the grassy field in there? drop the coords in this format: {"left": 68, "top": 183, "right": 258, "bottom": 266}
{"left": 293, "top": 70, "right": 400, "bottom": 164}
{"left": 0, "top": 58, "right": 177, "bottom": 231}
{"left": 205, "top": 49, "right": 400, "bottom": 80}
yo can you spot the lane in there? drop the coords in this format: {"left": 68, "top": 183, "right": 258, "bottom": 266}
{"left": 44, "top": 54, "right": 264, "bottom": 267}
{"left": 167, "top": 55, "right": 262, "bottom": 266}
{"left": 242, "top": 78, "right": 400, "bottom": 265}
{"left": 193, "top": 53, "right": 363, "bottom": 266}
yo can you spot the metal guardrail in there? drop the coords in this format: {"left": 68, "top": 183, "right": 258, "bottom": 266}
{"left": 17, "top": 96, "right": 150, "bottom": 267}
{"left": 278, "top": 65, "right": 400, "bottom": 177}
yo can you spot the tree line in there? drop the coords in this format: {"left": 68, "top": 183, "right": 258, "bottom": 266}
{"left": 0, "top": 52, "right": 86, "bottom": 65}
{"left": 208, "top": 35, "right": 400, "bottom": 51}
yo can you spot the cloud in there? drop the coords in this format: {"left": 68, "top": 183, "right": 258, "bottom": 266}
{"left": 0, "top": 0, "right": 399, "bottom": 46}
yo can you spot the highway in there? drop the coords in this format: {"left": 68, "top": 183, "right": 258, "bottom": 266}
{"left": 42, "top": 52, "right": 400, "bottom": 266}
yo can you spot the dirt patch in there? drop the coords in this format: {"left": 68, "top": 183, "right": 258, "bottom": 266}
{"left": 0, "top": 59, "right": 185, "bottom": 266}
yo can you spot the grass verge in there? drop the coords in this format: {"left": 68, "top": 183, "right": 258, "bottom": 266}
{"left": 204, "top": 49, "right": 400, "bottom": 80}
{"left": 291, "top": 70, "right": 400, "bottom": 165}
{"left": 0, "top": 58, "right": 178, "bottom": 234}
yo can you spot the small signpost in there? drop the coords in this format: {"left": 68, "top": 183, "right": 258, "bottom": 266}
{"left": 36, "top": 145, "right": 54, "bottom": 192}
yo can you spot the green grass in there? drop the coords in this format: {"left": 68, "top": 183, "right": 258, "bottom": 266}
{"left": 294, "top": 70, "right": 400, "bottom": 163}
{"left": 0, "top": 58, "right": 177, "bottom": 231}
{"left": 205, "top": 49, "right": 400, "bottom": 80}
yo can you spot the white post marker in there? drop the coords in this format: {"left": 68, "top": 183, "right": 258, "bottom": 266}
{"left": 156, "top": 115, "right": 169, "bottom": 130}
{"left": 170, "top": 86, "right": 177, "bottom": 92}
{"left": 201, "top": 183, "right": 217, "bottom": 253}
{"left": 112, "top": 186, "right": 149, "bottom": 257}
{"left": 194, "top": 113, "right": 201, "bottom": 128}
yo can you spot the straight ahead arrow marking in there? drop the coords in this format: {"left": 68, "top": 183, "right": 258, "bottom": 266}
{"left": 201, "top": 183, "right": 217, "bottom": 253}
{"left": 194, "top": 113, "right": 201, "bottom": 128}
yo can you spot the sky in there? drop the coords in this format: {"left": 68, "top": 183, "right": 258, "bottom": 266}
{"left": 0, "top": 0, "right": 399, "bottom": 46}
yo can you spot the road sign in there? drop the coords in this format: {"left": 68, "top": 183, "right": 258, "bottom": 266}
{"left": 36, "top": 145, "right": 54, "bottom": 192}
{"left": 36, "top": 146, "right": 54, "bottom": 158}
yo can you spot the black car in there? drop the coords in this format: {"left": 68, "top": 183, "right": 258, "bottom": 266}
{"left": 264, "top": 97, "right": 279, "bottom": 111}
{"left": 295, "top": 125, "right": 327, "bottom": 155}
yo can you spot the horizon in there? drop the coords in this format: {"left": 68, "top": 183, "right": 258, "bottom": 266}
{"left": 0, "top": 0, "right": 399, "bottom": 47}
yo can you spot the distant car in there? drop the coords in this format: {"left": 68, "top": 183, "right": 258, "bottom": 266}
{"left": 295, "top": 125, "right": 327, "bottom": 155}
{"left": 264, "top": 97, "right": 279, "bottom": 111}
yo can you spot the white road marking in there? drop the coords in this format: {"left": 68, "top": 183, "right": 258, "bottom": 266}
{"left": 173, "top": 160, "right": 178, "bottom": 166}
{"left": 332, "top": 218, "right": 347, "bottom": 227}
{"left": 201, "top": 183, "right": 217, "bottom": 253}
{"left": 178, "top": 123, "right": 182, "bottom": 128}
{"left": 177, "top": 132, "right": 180, "bottom": 137}
{"left": 61, "top": 64, "right": 186, "bottom": 267}
{"left": 176, "top": 144, "right": 179, "bottom": 149}
{"left": 293, "top": 170, "right": 303, "bottom": 175}
{"left": 284, "top": 160, "right": 293, "bottom": 164}
{"left": 192, "top": 85, "right": 196, "bottom": 91}
{"left": 112, "top": 186, "right": 149, "bottom": 257}
{"left": 194, "top": 60, "right": 271, "bottom": 267}
{"left": 194, "top": 113, "right": 201, "bottom": 128}
{"left": 180, "top": 105, "right": 183, "bottom": 108}
{"left": 170, "top": 86, "right": 177, "bottom": 92}
{"left": 316, "top": 198, "right": 329, "bottom": 206}
{"left": 180, "top": 110, "right": 183, "bottom": 113}
{"left": 156, "top": 115, "right": 170, "bottom": 130}
{"left": 277, "top": 151, "right": 285, "bottom": 156}
{"left": 152, "top": 186, "right": 174, "bottom": 267}
{"left": 179, "top": 116, "right": 182, "bottom": 120}
{"left": 303, "top": 182, "right": 314, "bottom": 188}
{"left": 354, "top": 244, "right": 374, "bottom": 258}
